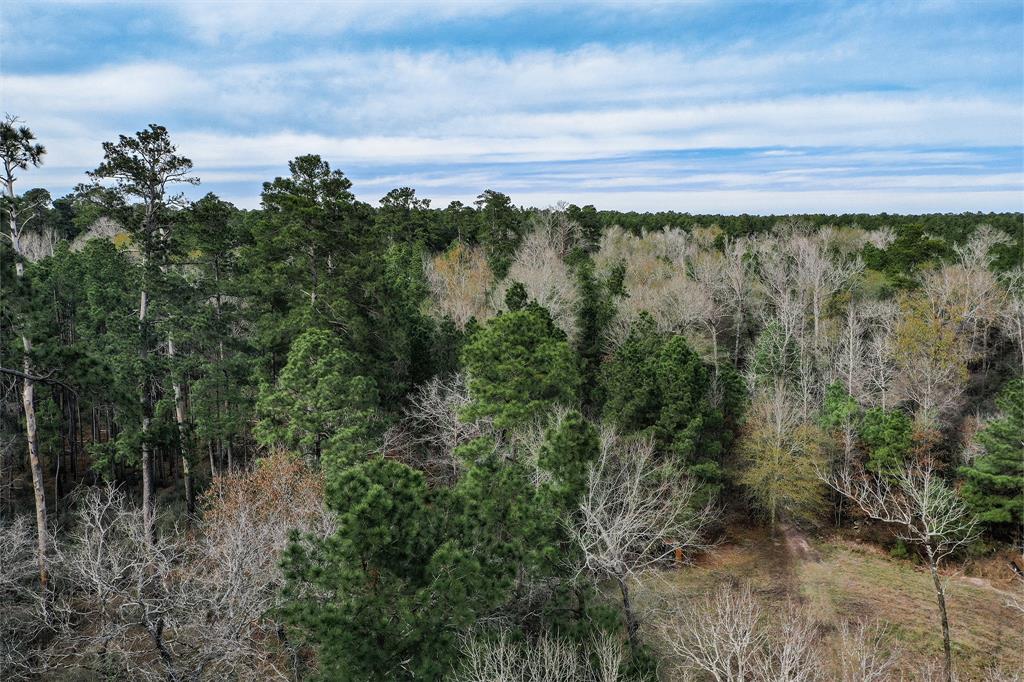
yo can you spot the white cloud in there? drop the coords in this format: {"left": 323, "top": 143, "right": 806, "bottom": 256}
{"left": 178, "top": 1, "right": 526, "bottom": 45}
{"left": 3, "top": 31, "right": 1019, "bottom": 213}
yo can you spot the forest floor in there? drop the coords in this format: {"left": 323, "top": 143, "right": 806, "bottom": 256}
{"left": 637, "top": 522, "right": 1024, "bottom": 679}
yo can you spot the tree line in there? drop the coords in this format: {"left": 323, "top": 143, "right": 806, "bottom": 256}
{"left": 1, "top": 118, "right": 1022, "bottom": 680}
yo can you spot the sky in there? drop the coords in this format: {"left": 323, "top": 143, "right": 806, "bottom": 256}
{"left": 1, "top": 0, "right": 1022, "bottom": 213}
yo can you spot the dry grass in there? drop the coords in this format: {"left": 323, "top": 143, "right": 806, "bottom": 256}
{"left": 638, "top": 524, "right": 1024, "bottom": 679}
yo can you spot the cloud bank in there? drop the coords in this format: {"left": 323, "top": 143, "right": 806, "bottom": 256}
{"left": 1, "top": 1, "right": 1021, "bottom": 212}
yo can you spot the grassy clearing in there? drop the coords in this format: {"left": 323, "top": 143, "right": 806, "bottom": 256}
{"left": 637, "top": 525, "right": 1024, "bottom": 679}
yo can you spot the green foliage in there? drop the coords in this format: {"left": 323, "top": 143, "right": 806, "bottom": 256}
{"left": 959, "top": 379, "right": 1024, "bottom": 533}
{"left": 504, "top": 280, "right": 528, "bottom": 311}
{"left": 255, "top": 328, "right": 379, "bottom": 474}
{"left": 738, "top": 411, "right": 827, "bottom": 528}
{"left": 601, "top": 314, "right": 742, "bottom": 497}
{"left": 475, "top": 189, "right": 525, "bottom": 279}
{"left": 750, "top": 320, "right": 799, "bottom": 386}
{"left": 461, "top": 304, "right": 581, "bottom": 429}
{"left": 538, "top": 410, "right": 600, "bottom": 513}
{"left": 861, "top": 223, "right": 952, "bottom": 289}
{"left": 820, "top": 382, "right": 861, "bottom": 433}
{"left": 565, "top": 203, "right": 602, "bottom": 253}
{"left": 452, "top": 437, "right": 557, "bottom": 591}
{"left": 573, "top": 257, "right": 617, "bottom": 412}
{"left": 860, "top": 407, "right": 913, "bottom": 475}
{"left": 890, "top": 540, "right": 910, "bottom": 560}
{"left": 283, "top": 457, "right": 483, "bottom": 681}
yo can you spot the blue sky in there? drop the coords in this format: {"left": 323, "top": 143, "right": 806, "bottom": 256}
{"left": 1, "top": 1, "right": 1022, "bottom": 213}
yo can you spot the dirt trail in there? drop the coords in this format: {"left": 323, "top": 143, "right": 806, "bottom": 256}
{"left": 780, "top": 523, "right": 819, "bottom": 563}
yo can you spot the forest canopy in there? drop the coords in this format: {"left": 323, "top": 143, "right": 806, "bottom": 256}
{"left": 1, "top": 120, "right": 1022, "bottom": 681}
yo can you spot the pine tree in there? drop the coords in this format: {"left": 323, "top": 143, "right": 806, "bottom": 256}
{"left": 959, "top": 379, "right": 1024, "bottom": 535}
{"left": 860, "top": 407, "right": 913, "bottom": 475}
{"left": 255, "top": 328, "right": 379, "bottom": 475}
{"left": 461, "top": 303, "right": 581, "bottom": 429}
{"left": 283, "top": 457, "right": 485, "bottom": 681}
{"left": 538, "top": 410, "right": 600, "bottom": 513}
{"left": 601, "top": 314, "right": 741, "bottom": 498}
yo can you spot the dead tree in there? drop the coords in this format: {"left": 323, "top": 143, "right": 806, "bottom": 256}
{"left": 824, "top": 463, "right": 979, "bottom": 682}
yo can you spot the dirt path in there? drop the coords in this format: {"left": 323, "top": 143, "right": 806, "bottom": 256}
{"left": 780, "top": 523, "right": 819, "bottom": 563}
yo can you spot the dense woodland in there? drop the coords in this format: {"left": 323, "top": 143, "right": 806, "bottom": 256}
{"left": 1, "top": 119, "right": 1022, "bottom": 681}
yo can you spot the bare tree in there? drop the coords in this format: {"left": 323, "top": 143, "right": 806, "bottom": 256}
{"left": 659, "top": 583, "right": 765, "bottom": 682}
{"left": 791, "top": 231, "right": 860, "bottom": 353}
{"left": 496, "top": 225, "right": 579, "bottom": 337}
{"left": 0, "top": 516, "right": 50, "bottom": 680}
{"left": 755, "top": 604, "right": 820, "bottom": 682}
{"left": 425, "top": 242, "right": 495, "bottom": 329}
{"left": 831, "top": 298, "right": 871, "bottom": 403}
{"left": 823, "top": 463, "right": 980, "bottom": 682}
{"left": 719, "top": 236, "right": 760, "bottom": 363}
{"left": 923, "top": 260, "right": 1005, "bottom": 372}
{"left": 831, "top": 620, "right": 900, "bottom": 682}
{"left": 0, "top": 114, "right": 49, "bottom": 588}
{"left": 44, "top": 485, "right": 187, "bottom": 680}
{"left": 570, "top": 428, "right": 718, "bottom": 649}
{"left": 862, "top": 300, "right": 900, "bottom": 410}
{"left": 387, "top": 373, "right": 493, "bottom": 484}
{"left": 999, "top": 269, "right": 1024, "bottom": 375}
{"left": 44, "top": 458, "right": 332, "bottom": 681}
{"left": 865, "top": 226, "right": 895, "bottom": 250}
{"left": 454, "top": 629, "right": 624, "bottom": 682}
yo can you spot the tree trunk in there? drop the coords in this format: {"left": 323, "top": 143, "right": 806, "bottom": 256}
{"left": 167, "top": 335, "right": 194, "bottom": 515}
{"left": 928, "top": 555, "right": 953, "bottom": 682}
{"left": 617, "top": 574, "right": 640, "bottom": 650}
{"left": 21, "top": 340, "right": 48, "bottom": 589}
{"left": 148, "top": 617, "right": 180, "bottom": 682}
{"left": 139, "top": 288, "right": 155, "bottom": 546}
{"left": 8, "top": 189, "right": 49, "bottom": 589}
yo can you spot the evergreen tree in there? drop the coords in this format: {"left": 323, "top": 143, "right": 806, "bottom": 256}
{"left": 461, "top": 303, "right": 581, "bottom": 429}
{"left": 538, "top": 410, "right": 600, "bottom": 514}
{"left": 255, "top": 328, "right": 379, "bottom": 474}
{"left": 959, "top": 379, "right": 1024, "bottom": 534}
{"left": 601, "top": 314, "right": 741, "bottom": 497}
{"left": 86, "top": 123, "right": 198, "bottom": 543}
{"left": 860, "top": 407, "right": 913, "bottom": 475}
{"left": 475, "top": 189, "right": 525, "bottom": 279}
{"left": 573, "top": 258, "right": 616, "bottom": 413}
{"left": 283, "top": 457, "right": 484, "bottom": 681}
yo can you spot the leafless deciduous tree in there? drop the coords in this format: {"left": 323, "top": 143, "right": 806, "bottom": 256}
{"left": 832, "top": 620, "right": 900, "bottom": 682}
{"left": 755, "top": 604, "right": 820, "bottom": 682}
{"left": 43, "top": 485, "right": 191, "bottom": 681}
{"left": 571, "top": 429, "right": 718, "bottom": 648}
{"left": 999, "top": 269, "right": 1024, "bottom": 375}
{"left": 385, "top": 373, "right": 493, "bottom": 484}
{"left": 453, "top": 629, "right": 624, "bottom": 682}
{"left": 923, "top": 260, "right": 1005, "bottom": 371}
{"left": 823, "top": 463, "right": 980, "bottom": 682}
{"left": 659, "top": 583, "right": 765, "bottom": 682}
{"left": 425, "top": 242, "right": 494, "bottom": 329}
{"left": 0, "top": 516, "right": 49, "bottom": 680}
{"left": 861, "top": 300, "right": 900, "bottom": 410}
{"left": 659, "top": 585, "right": 823, "bottom": 682}
{"left": 830, "top": 298, "right": 871, "bottom": 403}
{"left": 41, "top": 458, "right": 332, "bottom": 681}
{"left": 496, "top": 226, "right": 579, "bottom": 337}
